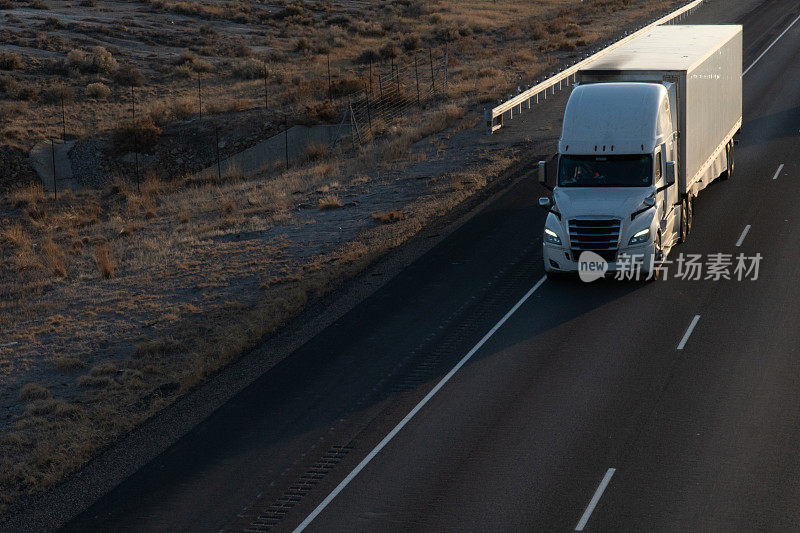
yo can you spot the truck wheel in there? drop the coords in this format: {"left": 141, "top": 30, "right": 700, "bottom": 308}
{"left": 679, "top": 197, "right": 688, "bottom": 243}
{"left": 686, "top": 194, "right": 694, "bottom": 235}
{"left": 648, "top": 232, "right": 663, "bottom": 281}
{"left": 729, "top": 142, "right": 735, "bottom": 174}
{"left": 720, "top": 141, "right": 734, "bottom": 180}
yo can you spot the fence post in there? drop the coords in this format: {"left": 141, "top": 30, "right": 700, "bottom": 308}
{"left": 327, "top": 53, "right": 332, "bottom": 103}
{"left": 214, "top": 125, "right": 221, "bottom": 182}
{"left": 50, "top": 138, "right": 57, "bottom": 201}
{"left": 348, "top": 95, "right": 356, "bottom": 150}
{"left": 264, "top": 64, "right": 269, "bottom": 110}
{"left": 365, "top": 84, "right": 373, "bottom": 135}
{"left": 394, "top": 57, "right": 400, "bottom": 94}
{"left": 60, "top": 94, "right": 66, "bottom": 141}
{"left": 134, "top": 150, "right": 140, "bottom": 194}
{"left": 284, "top": 117, "right": 289, "bottom": 168}
{"left": 378, "top": 66, "right": 384, "bottom": 109}
{"left": 368, "top": 58, "right": 373, "bottom": 95}
{"left": 197, "top": 74, "right": 203, "bottom": 121}
{"left": 444, "top": 41, "right": 448, "bottom": 94}
{"left": 414, "top": 54, "right": 421, "bottom": 106}
{"left": 429, "top": 48, "right": 435, "bottom": 95}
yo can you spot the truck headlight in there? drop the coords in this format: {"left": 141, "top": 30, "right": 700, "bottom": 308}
{"left": 628, "top": 228, "right": 650, "bottom": 245}
{"left": 544, "top": 227, "right": 562, "bottom": 245}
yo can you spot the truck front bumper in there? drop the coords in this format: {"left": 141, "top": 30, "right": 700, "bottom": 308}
{"left": 542, "top": 243, "right": 656, "bottom": 274}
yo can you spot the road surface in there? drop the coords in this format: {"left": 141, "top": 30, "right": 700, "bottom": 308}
{"left": 63, "top": 0, "right": 800, "bottom": 531}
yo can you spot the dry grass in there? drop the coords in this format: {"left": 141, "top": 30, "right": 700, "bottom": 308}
{"left": 372, "top": 209, "right": 405, "bottom": 224}
{"left": 95, "top": 243, "right": 116, "bottom": 279}
{"left": 54, "top": 356, "right": 89, "bottom": 371}
{"left": 19, "top": 383, "right": 50, "bottom": 401}
{"left": 42, "top": 238, "right": 67, "bottom": 277}
{"left": 318, "top": 195, "right": 343, "bottom": 210}
{"left": 0, "top": 51, "right": 23, "bottom": 71}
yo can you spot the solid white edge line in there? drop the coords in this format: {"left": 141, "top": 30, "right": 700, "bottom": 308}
{"left": 575, "top": 468, "right": 616, "bottom": 531}
{"left": 743, "top": 13, "right": 800, "bottom": 76}
{"left": 772, "top": 163, "right": 784, "bottom": 180}
{"left": 736, "top": 224, "right": 751, "bottom": 247}
{"left": 677, "top": 315, "right": 701, "bottom": 350}
{"left": 292, "top": 275, "right": 548, "bottom": 532}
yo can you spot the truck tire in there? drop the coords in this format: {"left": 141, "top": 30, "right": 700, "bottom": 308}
{"left": 679, "top": 197, "right": 689, "bottom": 243}
{"left": 720, "top": 141, "right": 734, "bottom": 180}
{"left": 647, "top": 232, "right": 663, "bottom": 281}
{"left": 686, "top": 194, "right": 694, "bottom": 236}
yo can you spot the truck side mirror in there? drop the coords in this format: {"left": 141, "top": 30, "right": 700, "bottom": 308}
{"left": 538, "top": 161, "right": 553, "bottom": 190}
{"left": 538, "top": 197, "right": 551, "bottom": 208}
{"left": 644, "top": 197, "right": 656, "bottom": 208}
{"left": 665, "top": 161, "right": 676, "bottom": 186}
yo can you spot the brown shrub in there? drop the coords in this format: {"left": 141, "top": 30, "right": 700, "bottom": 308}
{"left": 173, "top": 50, "right": 214, "bottom": 72}
{"left": 110, "top": 115, "right": 161, "bottom": 154}
{"left": 171, "top": 97, "right": 195, "bottom": 120}
{"left": 95, "top": 243, "right": 116, "bottom": 279}
{"left": 41, "top": 84, "right": 75, "bottom": 105}
{"left": 66, "top": 46, "right": 118, "bottom": 74}
{"left": 54, "top": 356, "right": 88, "bottom": 371}
{"left": 0, "top": 101, "right": 26, "bottom": 121}
{"left": 294, "top": 37, "right": 313, "bottom": 54}
{"left": 304, "top": 101, "right": 336, "bottom": 123}
{"left": 218, "top": 198, "right": 236, "bottom": 217}
{"left": 372, "top": 209, "right": 404, "bottom": 224}
{"left": 330, "top": 76, "right": 366, "bottom": 98}
{"left": 113, "top": 63, "right": 145, "bottom": 86}
{"left": 86, "top": 82, "right": 111, "bottom": 99}
{"left": 206, "top": 98, "right": 249, "bottom": 114}
{"left": 0, "top": 51, "right": 23, "bottom": 70}
{"left": 231, "top": 57, "right": 264, "bottom": 79}
{"left": 19, "top": 383, "right": 50, "bottom": 401}
{"left": 318, "top": 195, "right": 342, "bottom": 210}
{"left": 12, "top": 183, "right": 45, "bottom": 217}
{"left": 303, "top": 143, "right": 329, "bottom": 162}
{"left": 1, "top": 223, "right": 30, "bottom": 248}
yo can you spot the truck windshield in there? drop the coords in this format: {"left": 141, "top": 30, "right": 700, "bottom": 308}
{"left": 558, "top": 154, "right": 653, "bottom": 187}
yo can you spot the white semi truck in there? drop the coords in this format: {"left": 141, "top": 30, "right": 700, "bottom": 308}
{"left": 538, "top": 25, "right": 742, "bottom": 278}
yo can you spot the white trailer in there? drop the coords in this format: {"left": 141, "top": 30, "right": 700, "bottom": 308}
{"left": 538, "top": 25, "right": 743, "bottom": 278}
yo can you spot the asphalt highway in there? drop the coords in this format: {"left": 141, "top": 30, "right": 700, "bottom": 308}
{"left": 63, "top": 0, "right": 800, "bottom": 531}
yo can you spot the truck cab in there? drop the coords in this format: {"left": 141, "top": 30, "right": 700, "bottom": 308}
{"left": 541, "top": 82, "right": 680, "bottom": 276}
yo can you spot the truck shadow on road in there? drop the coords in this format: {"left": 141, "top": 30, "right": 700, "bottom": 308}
{"left": 739, "top": 105, "right": 800, "bottom": 147}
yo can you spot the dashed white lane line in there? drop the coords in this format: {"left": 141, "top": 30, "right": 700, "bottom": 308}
{"left": 736, "top": 225, "right": 751, "bottom": 247}
{"left": 772, "top": 163, "right": 784, "bottom": 180}
{"left": 575, "top": 468, "right": 616, "bottom": 531}
{"left": 292, "top": 275, "right": 548, "bottom": 532}
{"left": 677, "top": 315, "right": 701, "bottom": 351}
{"left": 743, "top": 13, "right": 800, "bottom": 76}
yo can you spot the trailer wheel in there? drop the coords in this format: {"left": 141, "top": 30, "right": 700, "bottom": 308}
{"left": 720, "top": 141, "right": 734, "bottom": 180}
{"left": 686, "top": 194, "right": 694, "bottom": 235}
{"left": 679, "top": 197, "right": 689, "bottom": 243}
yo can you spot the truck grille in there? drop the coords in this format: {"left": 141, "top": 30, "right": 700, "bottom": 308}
{"left": 569, "top": 218, "right": 621, "bottom": 262}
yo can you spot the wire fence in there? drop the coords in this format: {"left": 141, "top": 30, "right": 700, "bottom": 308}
{"left": 29, "top": 45, "right": 451, "bottom": 197}
{"left": 341, "top": 48, "right": 448, "bottom": 146}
